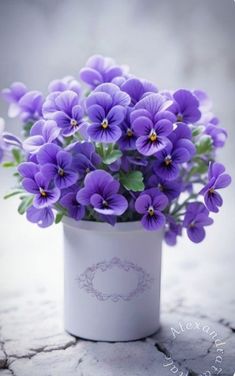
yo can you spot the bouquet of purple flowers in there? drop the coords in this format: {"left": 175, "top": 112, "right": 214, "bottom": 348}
{"left": 0, "top": 55, "right": 231, "bottom": 244}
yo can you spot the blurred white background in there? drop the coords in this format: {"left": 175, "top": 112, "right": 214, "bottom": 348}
{"left": 0, "top": 0, "right": 234, "bottom": 303}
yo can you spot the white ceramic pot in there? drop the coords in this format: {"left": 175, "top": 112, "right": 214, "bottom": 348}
{"left": 63, "top": 217, "right": 163, "bottom": 342}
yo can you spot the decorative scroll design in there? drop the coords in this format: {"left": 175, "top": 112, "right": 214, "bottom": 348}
{"left": 77, "top": 257, "right": 154, "bottom": 302}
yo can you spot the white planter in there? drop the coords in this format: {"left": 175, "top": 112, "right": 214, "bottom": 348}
{"left": 63, "top": 217, "right": 163, "bottom": 342}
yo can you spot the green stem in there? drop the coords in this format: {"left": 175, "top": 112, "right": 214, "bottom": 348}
{"left": 171, "top": 194, "right": 198, "bottom": 216}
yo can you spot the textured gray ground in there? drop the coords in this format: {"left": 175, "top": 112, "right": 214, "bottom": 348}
{"left": 0, "top": 0, "right": 235, "bottom": 375}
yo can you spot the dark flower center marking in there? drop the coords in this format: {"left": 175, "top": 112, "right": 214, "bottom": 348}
{"left": 70, "top": 118, "right": 78, "bottom": 127}
{"left": 164, "top": 155, "right": 172, "bottom": 166}
{"left": 209, "top": 188, "right": 215, "bottom": 194}
{"left": 126, "top": 128, "right": 133, "bottom": 137}
{"left": 39, "top": 187, "right": 47, "bottom": 197}
{"left": 101, "top": 119, "right": 109, "bottom": 129}
{"left": 58, "top": 167, "right": 65, "bottom": 176}
{"left": 158, "top": 183, "right": 163, "bottom": 191}
{"left": 177, "top": 113, "right": 183, "bottom": 122}
{"left": 85, "top": 167, "right": 90, "bottom": 174}
{"left": 149, "top": 130, "right": 157, "bottom": 142}
{"left": 102, "top": 200, "right": 109, "bottom": 208}
{"left": 189, "top": 221, "right": 195, "bottom": 228}
{"left": 148, "top": 206, "right": 155, "bottom": 216}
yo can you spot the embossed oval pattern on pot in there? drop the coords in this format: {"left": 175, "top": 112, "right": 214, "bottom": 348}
{"left": 77, "top": 257, "right": 154, "bottom": 302}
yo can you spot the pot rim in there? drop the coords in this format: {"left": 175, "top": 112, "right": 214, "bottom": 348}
{"left": 62, "top": 216, "right": 147, "bottom": 232}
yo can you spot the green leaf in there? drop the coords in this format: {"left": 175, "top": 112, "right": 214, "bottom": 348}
{"left": 103, "top": 149, "right": 122, "bottom": 165}
{"left": 196, "top": 135, "right": 213, "bottom": 155}
{"left": 12, "top": 149, "right": 22, "bottom": 164}
{"left": 4, "top": 190, "right": 23, "bottom": 199}
{"left": 2, "top": 161, "right": 16, "bottom": 168}
{"left": 120, "top": 171, "right": 144, "bottom": 192}
{"left": 192, "top": 125, "right": 205, "bottom": 137}
{"left": 55, "top": 212, "right": 64, "bottom": 224}
{"left": 18, "top": 196, "right": 33, "bottom": 215}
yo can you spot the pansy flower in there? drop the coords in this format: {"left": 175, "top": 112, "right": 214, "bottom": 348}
{"left": 80, "top": 55, "right": 125, "bottom": 88}
{"left": 135, "top": 188, "right": 168, "bottom": 231}
{"left": 164, "top": 215, "right": 182, "bottom": 246}
{"left": 2, "top": 82, "right": 27, "bottom": 118}
{"left": 118, "top": 109, "right": 137, "bottom": 150}
{"left": 26, "top": 206, "right": 54, "bottom": 228}
{"left": 130, "top": 94, "right": 175, "bottom": 156}
{"left": 200, "top": 162, "right": 231, "bottom": 213}
{"left": 183, "top": 202, "right": 213, "bottom": 243}
{"left": 37, "top": 143, "right": 78, "bottom": 189}
{"left": 169, "top": 89, "right": 201, "bottom": 124}
{"left": 43, "top": 90, "right": 87, "bottom": 137}
{"left": 48, "top": 76, "right": 81, "bottom": 96}
{"left": 86, "top": 83, "right": 130, "bottom": 143}
{"left": 22, "top": 119, "right": 60, "bottom": 153}
{"left": 121, "top": 77, "right": 157, "bottom": 106}
{"left": 76, "top": 170, "right": 128, "bottom": 216}
{"left": 147, "top": 174, "right": 182, "bottom": 201}
{"left": 67, "top": 142, "right": 101, "bottom": 178}
{"left": 18, "top": 162, "right": 60, "bottom": 209}
{"left": 153, "top": 142, "right": 191, "bottom": 181}
{"left": 60, "top": 191, "right": 85, "bottom": 221}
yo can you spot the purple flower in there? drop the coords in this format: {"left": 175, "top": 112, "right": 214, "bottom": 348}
{"left": 169, "top": 89, "right": 201, "bottom": 124}
{"left": 48, "top": 76, "right": 81, "bottom": 96}
{"left": 121, "top": 77, "right": 157, "bottom": 106}
{"left": 18, "top": 91, "right": 43, "bottom": 123}
{"left": 164, "top": 215, "right": 182, "bottom": 246}
{"left": 23, "top": 120, "right": 60, "bottom": 153}
{"left": 204, "top": 124, "right": 227, "bottom": 148}
{"left": 18, "top": 164, "right": 60, "bottom": 209}
{"left": 80, "top": 55, "right": 124, "bottom": 88}
{"left": 26, "top": 206, "right": 54, "bottom": 228}
{"left": 76, "top": 170, "right": 128, "bottom": 216}
{"left": 153, "top": 142, "right": 191, "bottom": 180}
{"left": 131, "top": 94, "right": 175, "bottom": 156}
{"left": 86, "top": 83, "right": 130, "bottom": 143}
{"left": 135, "top": 188, "right": 168, "bottom": 231}
{"left": 43, "top": 90, "right": 87, "bottom": 137}
{"left": 200, "top": 162, "right": 231, "bottom": 213}
{"left": 183, "top": 202, "right": 213, "bottom": 243}
{"left": 2, "top": 82, "right": 27, "bottom": 118}
{"left": 147, "top": 174, "right": 182, "bottom": 201}
{"left": 67, "top": 141, "right": 101, "bottom": 178}
{"left": 60, "top": 191, "right": 85, "bottom": 221}
{"left": 118, "top": 109, "right": 137, "bottom": 150}
{"left": 37, "top": 144, "right": 78, "bottom": 189}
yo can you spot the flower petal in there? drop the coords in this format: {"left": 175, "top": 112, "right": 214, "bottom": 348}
{"left": 135, "top": 194, "right": 152, "bottom": 214}
{"left": 141, "top": 211, "right": 165, "bottom": 231}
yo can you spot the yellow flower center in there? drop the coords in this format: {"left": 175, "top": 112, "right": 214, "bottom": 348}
{"left": 209, "top": 188, "right": 215, "bottom": 194}
{"left": 102, "top": 200, "right": 109, "bottom": 208}
{"left": 39, "top": 188, "right": 47, "bottom": 197}
{"left": 70, "top": 118, "right": 78, "bottom": 127}
{"left": 177, "top": 114, "right": 183, "bottom": 122}
{"left": 165, "top": 155, "right": 172, "bottom": 166}
{"left": 148, "top": 206, "right": 155, "bottom": 216}
{"left": 127, "top": 128, "right": 133, "bottom": 137}
{"left": 101, "top": 119, "right": 109, "bottom": 129}
{"left": 58, "top": 168, "right": 65, "bottom": 176}
{"left": 149, "top": 131, "right": 157, "bottom": 142}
